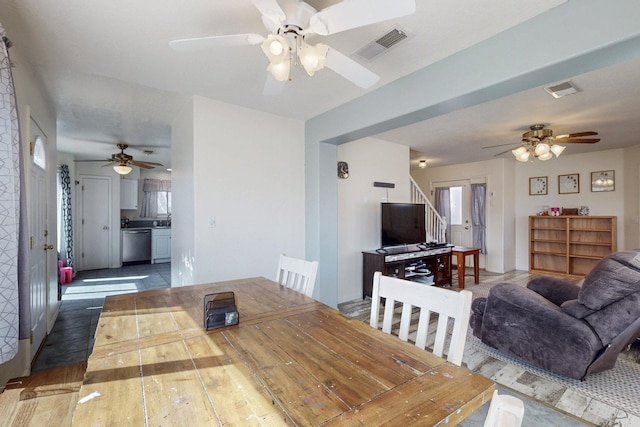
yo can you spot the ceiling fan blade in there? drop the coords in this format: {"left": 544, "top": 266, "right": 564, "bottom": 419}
{"left": 557, "top": 131, "right": 598, "bottom": 138}
{"left": 493, "top": 147, "right": 517, "bottom": 157}
{"left": 323, "top": 47, "right": 379, "bottom": 89}
{"left": 558, "top": 138, "right": 600, "bottom": 144}
{"left": 482, "top": 142, "right": 519, "bottom": 149}
{"left": 251, "top": 0, "right": 286, "bottom": 24}
{"left": 169, "top": 34, "right": 264, "bottom": 52}
{"left": 309, "top": 0, "right": 416, "bottom": 36}
{"left": 130, "top": 160, "right": 163, "bottom": 168}
{"left": 263, "top": 73, "right": 286, "bottom": 96}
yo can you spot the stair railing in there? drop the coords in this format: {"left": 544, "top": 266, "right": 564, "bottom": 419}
{"left": 410, "top": 177, "right": 447, "bottom": 243}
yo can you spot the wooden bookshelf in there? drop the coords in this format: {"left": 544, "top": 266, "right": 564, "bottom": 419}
{"left": 529, "top": 216, "right": 616, "bottom": 277}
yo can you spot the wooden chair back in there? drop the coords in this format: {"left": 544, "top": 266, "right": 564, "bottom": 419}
{"left": 276, "top": 254, "right": 318, "bottom": 298}
{"left": 483, "top": 390, "right": 525, "bottom": 427}
{"left": 369, "top": 271, "right": 472, "bottom": 365}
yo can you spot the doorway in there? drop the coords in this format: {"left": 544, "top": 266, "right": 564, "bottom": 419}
{"left": 433, "top": 178, "right": 486, "bottom": 269}
{"left": 79, "top": 176, "right": 111, "bottom": 270}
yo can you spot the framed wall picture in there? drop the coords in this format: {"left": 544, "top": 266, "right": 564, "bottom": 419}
{"left": 529, "top": 176, "right": 547, "bottom": 195}
{"left": 591, "top": 170, "right": 615, "bottom": 192}
{"left": 558, "top": 173, "right": 580, "bottom": 194}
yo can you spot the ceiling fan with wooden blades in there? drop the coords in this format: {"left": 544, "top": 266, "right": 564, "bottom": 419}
{"left": 169, "top": 0, "right": 416, "bottom": 92}
{"left": 483, "top": 124, "right": 599, "bottom": 161}
{"left": 75, "top": 144, "right": 163, "bottom": 174}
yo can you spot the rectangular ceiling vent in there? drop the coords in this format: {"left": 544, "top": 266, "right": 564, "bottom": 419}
{"left": 544, "top": 81, "right": 581, "bottom": 98}
{"left": 354, "top": 27, "right": 411, "bottom": 62}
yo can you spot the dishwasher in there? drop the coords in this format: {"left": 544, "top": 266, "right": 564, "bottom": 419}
{"left": 122, "top": 228, "right": 152, "bottom": 263}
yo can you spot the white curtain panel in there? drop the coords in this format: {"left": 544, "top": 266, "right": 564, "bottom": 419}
{"left": 0, "top": 24, "right": 21, "bottom": 364}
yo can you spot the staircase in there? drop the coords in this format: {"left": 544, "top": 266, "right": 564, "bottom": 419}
{"left": 410, "top": 177, "right": 447, "bottom": 243}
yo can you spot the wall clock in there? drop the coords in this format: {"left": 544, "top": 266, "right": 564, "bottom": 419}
{"left": 559, "top": 173, "right": 580, "bottom": 194}
{"left": 529, "top": 176, "right": 547, "bottom": 195}
{"left": 337, "top": 161, "right": 349, "bottom": 179}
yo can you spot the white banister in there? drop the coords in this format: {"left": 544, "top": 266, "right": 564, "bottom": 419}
{"left": 410, "top": 177, "right": 447, "bottom": 243}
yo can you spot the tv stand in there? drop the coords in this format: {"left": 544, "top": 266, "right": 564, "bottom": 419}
{"left": 362, "top": 246, "right": 452, "bottom": 298}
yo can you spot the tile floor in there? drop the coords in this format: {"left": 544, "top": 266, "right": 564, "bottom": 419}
{"left": 31, "top": 262, "right": 171, "bottom": 374}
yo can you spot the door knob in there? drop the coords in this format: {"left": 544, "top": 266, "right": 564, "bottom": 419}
{"left": 44, "top": 244, "right": 54, "bottom": 250}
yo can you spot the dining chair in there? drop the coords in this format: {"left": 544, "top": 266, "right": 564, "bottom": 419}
{"left": 483, "top": 390, "right": 525, "bottom": 427}
{"left": 369, "top": 271, "right": 472, "bottom": 365}
{"left": 276, "top": 254, "right": 319, "bottom": 298}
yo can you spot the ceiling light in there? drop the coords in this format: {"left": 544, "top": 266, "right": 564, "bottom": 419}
{"left": 538, "top": 152, "right": 553, "bottom": 161}
{"left": 550, "top": 144, "right": 565, "bottom": 157}
{"left": 418, "top": 160, "right": 427, "bottom": 169}
{"left": 299, "top": 43, "right": 328, "bottom": 76}
{"left": 113, "top": 164, "right": 132, "bottom": 175}
{"left": 534, "top": 142, "right": 550, "bottom": 156}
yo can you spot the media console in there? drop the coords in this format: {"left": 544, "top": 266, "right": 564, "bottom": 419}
{"left": 362, "top": 245, "right": 453, "bottom": 299}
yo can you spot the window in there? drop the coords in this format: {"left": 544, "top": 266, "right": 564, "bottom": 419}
{"left": 449, "top": 186, "right": 462, "bottom": 225}
{"left": 157, "top": 191, "right": 171, "bottom": 215}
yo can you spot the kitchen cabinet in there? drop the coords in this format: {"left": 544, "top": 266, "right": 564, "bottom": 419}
{"left": 152, "top": 228, "right": 171, "bottom": 264}
{"left": 121, "top": 179, "right": 139, "bottom": 210}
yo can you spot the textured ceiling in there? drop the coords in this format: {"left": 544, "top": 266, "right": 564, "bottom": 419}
{"left": 5, "top": 0, "right": 639, "bottom": 169}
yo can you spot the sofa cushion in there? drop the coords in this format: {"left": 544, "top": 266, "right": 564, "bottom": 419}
{"left": 579, "top": 250, "right": 640, "bottom": 310}
{"left": 561, "top": 299, "right": 596, "bottom": 319}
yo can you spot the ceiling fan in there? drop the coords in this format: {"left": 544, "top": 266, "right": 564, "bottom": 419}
{"left": 169, "top": 0, "right": 416, "bottom": 91}
{"left": 75, "top": 144, "right": 163, "bottom": 175}
{"left": 484, "top": 124, "right": 599, "bottom": 162}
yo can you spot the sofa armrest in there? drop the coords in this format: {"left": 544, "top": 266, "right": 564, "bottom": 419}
{"left": 527, "top": 276, "right": 580, "bottom": 306}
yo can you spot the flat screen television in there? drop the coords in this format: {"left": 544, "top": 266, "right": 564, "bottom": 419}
{"left": 381, "top": 203, "right": 426, "bottom": 247}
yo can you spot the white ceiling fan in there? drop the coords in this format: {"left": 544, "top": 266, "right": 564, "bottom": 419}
{"left": 169, "top": 0, "right": 416, "bottom": 92}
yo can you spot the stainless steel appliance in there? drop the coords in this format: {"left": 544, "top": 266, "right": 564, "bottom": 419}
{"left": 122, "top": 228, "right": 152, "bottom": 263}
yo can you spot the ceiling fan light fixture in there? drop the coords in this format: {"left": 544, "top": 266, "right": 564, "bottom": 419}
{"left": 299, "top": 43, "right": 329, "bottom": 76}
{"left": 113, "top": 163, "right": 133, "bottom": 175}
{"left": 512, "top": 146, "right": 528, "bottom": 157}
{"left": 534, "top": 142, "right": 550, "bottom": 156}
{"left": 538, "top": 152, "right": 553, "bottom": 161}
{"left": 550, "top": 144, "right": 566, "bottom": 157}
{"left": 261, "top": 34, "right": 289, "bottom": 63}
{"left": 267, "top": 60, "right": 290, "bottom": 81}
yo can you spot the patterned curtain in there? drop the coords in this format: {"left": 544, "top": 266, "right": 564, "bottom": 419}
{"left": 0, "top": 25, "right": 28, "bottom": 363}
{"left": 59, "top": 165, "right": 74, "bottom": 267}
{"left": 471, "top": 183, "right": 487, "bottom": 254}
{"left": 434, "top": 187, "right": 451, "bottom": 243}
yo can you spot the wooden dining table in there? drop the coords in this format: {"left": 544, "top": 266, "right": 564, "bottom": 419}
{"left": 71, "top": 277, "right": 494, "bottom": 426}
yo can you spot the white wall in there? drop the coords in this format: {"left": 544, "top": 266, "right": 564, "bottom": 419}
{"left": 172, "top": 96, "right": 306, "bottom": 287}
{"left": 337, "top": 137, "right": 410, "bottom": 303}
{"left": 514, "top": 148, "right": 626, "bottom": 269}
{"left": 412, "top": 158, "right": 512, "bottom": 273}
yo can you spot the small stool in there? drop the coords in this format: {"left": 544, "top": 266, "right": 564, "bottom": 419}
{"left": 451, "top": 246, "right": 480, "bottom": 289}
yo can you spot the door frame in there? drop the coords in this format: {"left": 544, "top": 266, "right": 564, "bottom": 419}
{"left": 432, "top": 177, "right": 487, "bottom": 269}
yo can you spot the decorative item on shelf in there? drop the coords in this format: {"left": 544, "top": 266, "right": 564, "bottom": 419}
{"left": 591, "top": 170, "right": 615, "bottom": 192}
{"left": 542, "top": 205, "right": 550, "bottom": 216}
{"left": 579, "top": 206, "right": 590, "bottom": 216}
{"left": 203, "top": 292, "right": 239, "bottom": 331}
{"left": 550, "top": 207, "right": 560, "bottom": 216}
{"left": 562, "top": 208, "right": 579, "bottom": 216}
{"left": 529, "top": 176, "right": 547, "bottom": 195}
{"left": 558, "top": 173, "right": 580, "bottom": 194}
{"left": 337, "top": 161, "right": 349, "bottom": 179}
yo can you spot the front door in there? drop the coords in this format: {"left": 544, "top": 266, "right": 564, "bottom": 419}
{"left": 80, "top": 176, "right": 111, "bottom": 270}
{"left": 29, "top": 132, "right": 49, "bottom": 360}
{"left": 437, "top": 180, "right": 472, "bottom": 248}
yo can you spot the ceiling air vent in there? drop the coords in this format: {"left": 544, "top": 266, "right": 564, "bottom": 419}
{"left": 544, "top": 81, "right": 581, "bottom": 99}
{"left": 354, "top": 27, "right": 411, "bottom": 62}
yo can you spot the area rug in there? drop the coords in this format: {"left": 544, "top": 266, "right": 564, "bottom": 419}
{"left": 464, "top": 327, "right": 640, "bottom": 419}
